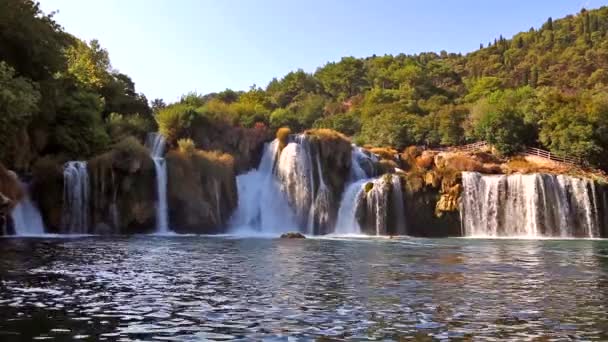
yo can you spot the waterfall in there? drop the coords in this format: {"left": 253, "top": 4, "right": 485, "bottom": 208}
{"left": 229, "top": 140, "right": 299, "bottom": 234}
{"left": 146, "top": 133, "right": 170, "bottom": 234}
{"left": 334, "top": 179, "right": 368, "bottom": 234}
{"left": 351, "top": 146, "right": 377, "bottom": 180}
{"left": 461, "top": 172, "right": 602, "bottom": 238}
{"left": 390, "top": 175, "right": 407, "bottom": 235}
{"left": 11, "top": 182, "right": 45, "bottom": 236}
{"left": 62, "top": 161, "right": 90, "bottom": 234}
{"left": 274, "top": 134, "right": 333, "bottom": 234}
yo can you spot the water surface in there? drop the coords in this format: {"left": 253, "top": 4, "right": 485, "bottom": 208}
{"left": 0, "top": 236, "right": 607, "bottom": 341}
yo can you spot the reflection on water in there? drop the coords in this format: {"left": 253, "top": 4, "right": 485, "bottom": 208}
{"left": 0, "top": 236, "right": 607, "bottom": 340}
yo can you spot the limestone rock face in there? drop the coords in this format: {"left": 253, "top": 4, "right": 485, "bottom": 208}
{"left": 166, "top": 150, "right": 237, "bottom": 233}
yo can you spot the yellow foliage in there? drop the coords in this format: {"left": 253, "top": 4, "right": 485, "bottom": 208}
{"left": 178, "top": 138, "right": 196, "bottom": 155}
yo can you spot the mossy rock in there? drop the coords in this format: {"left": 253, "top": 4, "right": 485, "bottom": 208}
{"left": 88, "top": 137, "right": 156, "bottom": 234}
{"left": 280, "top": 232, "right": 306, "bottom": 239}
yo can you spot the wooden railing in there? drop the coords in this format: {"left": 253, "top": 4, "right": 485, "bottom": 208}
{"left": 522, "top": 147, "right": 583, "bottom": 166}
{"left": 426, "top": 141, "right": 585, "bottom": 168}
{"left": 426, "top": 141, "right": 490, "bottom": 153}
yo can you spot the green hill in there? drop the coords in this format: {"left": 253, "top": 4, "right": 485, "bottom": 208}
{"left": 2, "top": 1, "right": 608, "bottom": 170}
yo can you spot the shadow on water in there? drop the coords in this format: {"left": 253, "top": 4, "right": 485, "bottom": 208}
{"left": 0, "top": 236, "right": 607, "bottom": 340}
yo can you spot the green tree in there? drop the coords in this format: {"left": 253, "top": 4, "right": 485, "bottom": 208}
{"left": 0, "top": 61, "right": 41, "bottom": 163}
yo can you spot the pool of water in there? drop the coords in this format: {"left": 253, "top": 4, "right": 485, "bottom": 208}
{"left": 0, "top": 236, "right": 607, "bottom": 341}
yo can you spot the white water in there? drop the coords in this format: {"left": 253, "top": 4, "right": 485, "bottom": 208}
{"left": 334, "top": 179, "right": 368, "bottom": 234}
{"left": 461, "top": 172, "right": 602, "bottom": 238}
{"left": 230, "top": 136, "right": 409, "bottom": 236}
{"left": 390, "top": 175, "right": 407, "bottom": 235}
{"left": 230, "top": 140, "right": 299, "bottom": 234}
{"left": 146, "top": 133, "right": 170, "bottom": 234}
{"left": 62, "top": 161, "right": 90, "bottom": 234}
{"left": 11, "top": 182, "right": 46, "bottom": 235}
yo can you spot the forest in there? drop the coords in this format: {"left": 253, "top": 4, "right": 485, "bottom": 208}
{"left": 3, "top": 0, "right": 608, "bottom": 172}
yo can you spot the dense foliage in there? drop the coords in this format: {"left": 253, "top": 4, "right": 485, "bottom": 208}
{"left": 154, "top": 6, "right": 608, "bottom": 169}
{"left": 0, "top": 0, "right": 152, "bottom": 171}
{"left": 3, "top": 1, "right": 608, "bottom": 171}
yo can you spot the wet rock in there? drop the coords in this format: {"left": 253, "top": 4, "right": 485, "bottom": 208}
{"left": 280, "top": 232, "right": 306, "bottom": 239}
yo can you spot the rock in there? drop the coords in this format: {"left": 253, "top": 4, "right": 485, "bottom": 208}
{"left": 280, "top": 232, "right": 306, "bottom": 239}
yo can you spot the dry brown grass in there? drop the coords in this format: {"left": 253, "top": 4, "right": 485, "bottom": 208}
{"left": 276, "top": 127, "right": 291, "bottom": 152}
{"left": 415, "top": 153, "right": 436, "bottom": 170}
{"left": 177, "top": 138, "right": 196, "bottom": 155}
{"left": 305, "top": 128, "right": 350, "bottom": 142}
{"left": 368, "top": 147, "right": 398, "bottom": 161}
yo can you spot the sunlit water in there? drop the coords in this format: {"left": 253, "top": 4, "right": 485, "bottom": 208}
{"left": 0, "top": 236, "right": 607, "bottom": 341}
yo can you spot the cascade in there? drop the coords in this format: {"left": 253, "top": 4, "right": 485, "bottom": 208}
{"left": 461, "top": 172, "right": 602, "bottom": 238}
{"left": 146, "top": 133, "right": 170, "bottom": 234}
{"left": 229, "top": 140, "right": 299, "bottom": 233}
{"left": 350, "top": 146, "right": 378, "bottom": 180}
{"left": 348, "top": 174, "right": 407, "bottom": 236}
{"left": 275, "top": 134, "right": 333, "bottom": 234}
{"left": 11, "top": 182, "right": 46, "bottom": 236}
{"left": 62, "top": 161, "right": 90, "bottom": 234}
{"left": 334, "top": 179, "right": 368, "bottom": 234}
{"left": 230, "top": 135, "right": 408, "bottom": 236}
{"left": 390, "top": 175, "right": 407, "bottom": 235}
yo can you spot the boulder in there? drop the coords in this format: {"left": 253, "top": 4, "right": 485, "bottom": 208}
{"left": 280, "top": 232, "right": 306, "bottom": 239}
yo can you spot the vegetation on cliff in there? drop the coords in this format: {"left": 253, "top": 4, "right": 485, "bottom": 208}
{"left": 166, "top": 148, "right": 237, "bottom": 233}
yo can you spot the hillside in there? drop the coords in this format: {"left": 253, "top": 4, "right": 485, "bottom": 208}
{"left": 1, "top": 1, "right": 608, "bottom": 172}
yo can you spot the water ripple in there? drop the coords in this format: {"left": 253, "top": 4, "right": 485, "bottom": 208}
{"left": 0, "top": 236, "right": 606, "bottom": 340}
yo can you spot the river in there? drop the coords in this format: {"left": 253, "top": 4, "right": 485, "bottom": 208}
{"left": 0, "top": 236, "right": 607, "bottom": 340}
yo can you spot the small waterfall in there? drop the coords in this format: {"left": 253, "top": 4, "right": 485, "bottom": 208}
{"left": 230, "top": 140, "right": 299, "bottom": 234}
{"left": 334, "top": 179, "right": 368, "bottom": 234}
{"left": 11, "top": 182, "right": 46, "bottom": 236}
{"left": 461, "top": 172, "right": 602, "bottom": 238}
{"left": 351, "top": 146, "right": 377, "bottom": 180}
{"left": 390, "top": 175, "right": 407, "bottom": 235}
{"left": 146, "top": 133, "right": 170, "bottom": 234}
{"left": 62, "top": 161, "right": 90, "bottom": 234}
{"left": 364, "top": 177, "right": 391, "bottom": 236}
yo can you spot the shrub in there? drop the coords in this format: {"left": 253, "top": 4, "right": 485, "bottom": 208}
{"left": 276, "top": 127, "right": 291, "bottom": 151}
{"left": 156, "top": 104, "right": 197, "bottom": 145}
{"left": 178, "top": 138, "right": 196, "bottom": 155}
{"left": 107, "top": 112, "right": 154, "bottom": 143}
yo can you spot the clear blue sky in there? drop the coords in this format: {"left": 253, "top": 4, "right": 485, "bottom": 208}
{"left": 40, "top": 0, "right": 606, "bottom": 103}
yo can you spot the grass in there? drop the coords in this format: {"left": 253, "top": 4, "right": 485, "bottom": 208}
{"left": 415, "top": 153, "right": 435, "bottom": 170}
{"left": 367, "top": 147, "right": 398, "bottom": 160}
{"left": 178, "top": 138, "right": 196, "bottom": 155}
{"left": 276, "top": 127, "right": 291, "bottom": 152}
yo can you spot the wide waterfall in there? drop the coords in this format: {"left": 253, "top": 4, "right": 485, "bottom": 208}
{"left": 461, "top": 172, "right": 603, "bottom": 238}
{"left": 11, "top": 182, "right": 45, "bottom": 236}
{"left": 62, "top": 161, "right": 90, "bottom": 234}
{"left": 230, "top": 135, "right": 407, "bottom": 236}
{"left": 146, "top": 133, "right": 170, "bottom": 234}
